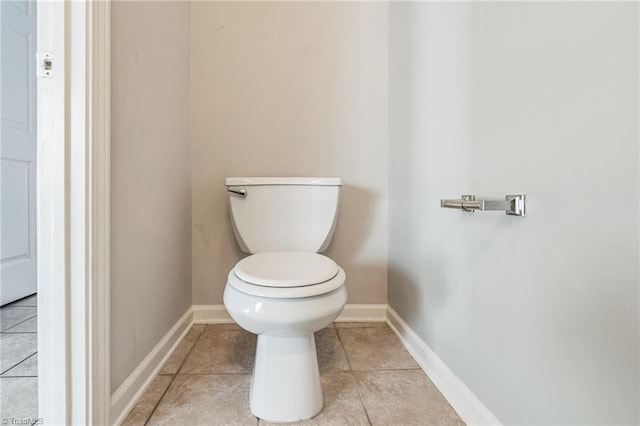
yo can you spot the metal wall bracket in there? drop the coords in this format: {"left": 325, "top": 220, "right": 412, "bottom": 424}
{"left": 441, "top": 194, "right": 526, "bottom": 217}
{"left": 504, "top": 195, "right": 526, "bottom": 216}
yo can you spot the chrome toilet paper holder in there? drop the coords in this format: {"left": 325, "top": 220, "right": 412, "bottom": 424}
{"left": 440, "top": 194, "right": 526, "bottom": 217}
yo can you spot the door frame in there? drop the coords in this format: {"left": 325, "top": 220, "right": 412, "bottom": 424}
{"left": 36, "top": 1, "right": 110, "bottom": 424}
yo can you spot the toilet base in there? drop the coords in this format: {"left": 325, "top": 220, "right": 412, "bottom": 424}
{"left": 250, "top": 334, "right": 323, "bottom": 422}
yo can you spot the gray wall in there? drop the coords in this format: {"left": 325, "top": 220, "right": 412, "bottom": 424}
{"left": 190, "top": 2, "right": 388, "bottom": 305}
{"left": 388, "top": 2, "right": 639, "bottom": 424}
{"left": 110, "top": 1, "right": 192, "bottom": 393}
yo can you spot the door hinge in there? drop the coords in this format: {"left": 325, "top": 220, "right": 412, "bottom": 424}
{"left": 36, "top": 52, "right": 52, "bottom": 78}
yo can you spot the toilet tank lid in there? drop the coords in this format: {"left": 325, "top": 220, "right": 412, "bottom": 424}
{"left": 225, "top": 177, "right": 342, "bottom": 186}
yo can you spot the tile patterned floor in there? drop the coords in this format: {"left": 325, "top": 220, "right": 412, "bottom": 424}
{"left": 0, "top": 294, "right": 38, "bottom": 424}
{"left": 124, "top": 322, "right": 464, "bottom": 426}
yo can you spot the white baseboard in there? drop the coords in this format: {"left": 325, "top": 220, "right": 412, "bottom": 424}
{"left": 386, "top": 306, "right": 502, "bottom": 426}
{"left": 192, "top": 304, "right": 234, "bottom": 324}
{"left": 110, "top": 307, "right": 193, "bottom": 425}
{"left": 334, "top": 303, "right": 387, "bottom": 322}
{"left": 192, "top": 303, "right": 388, "bottom": 324}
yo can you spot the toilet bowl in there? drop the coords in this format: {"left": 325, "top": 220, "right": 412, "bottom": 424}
{"left": 222, "top": 177, "right": 346, "bottom": 422}
{"left": 224, "top": 252, "right": 346, "bottom": 422}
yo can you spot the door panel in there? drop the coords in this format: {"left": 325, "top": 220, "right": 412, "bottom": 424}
{"left": 1, "top": 0, "right": 37, "bottom": 305}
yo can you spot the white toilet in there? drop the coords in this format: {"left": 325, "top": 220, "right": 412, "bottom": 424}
{"left": 222, "top": 177, "right": 347, "bottom": 423}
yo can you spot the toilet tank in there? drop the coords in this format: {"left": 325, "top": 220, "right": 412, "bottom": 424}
{"left": 225, "top": 177, "right": 342, "bottom": 254}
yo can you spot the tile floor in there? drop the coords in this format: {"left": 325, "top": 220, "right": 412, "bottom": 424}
{"left": 0, "top": 294, "right": 38, "bottom": 424}
{"left": 124, "top": 322, "right": 464, "bottom": 426}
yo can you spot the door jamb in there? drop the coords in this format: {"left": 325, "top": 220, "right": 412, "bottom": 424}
{"left": 36, "top": 1, "right": 110, "bottom": 424}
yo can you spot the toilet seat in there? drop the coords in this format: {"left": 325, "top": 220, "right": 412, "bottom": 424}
{"left": 228, "top": 252, "right": 345, "bottom": 299}
{"left": 235, "top": 252, "right": 339, "bottom": 287}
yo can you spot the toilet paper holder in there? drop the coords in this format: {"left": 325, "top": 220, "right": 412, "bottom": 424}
{"left": 440, "top": 194, "right": 526, "bottom": 217}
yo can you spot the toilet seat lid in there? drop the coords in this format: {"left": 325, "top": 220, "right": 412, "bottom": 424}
{"left": 233, "top": 252, "right": 339, "bottom": 287}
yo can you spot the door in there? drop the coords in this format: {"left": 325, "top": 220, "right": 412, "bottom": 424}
{"left": 1, "top": 0, "right": 37, "bottom": 305}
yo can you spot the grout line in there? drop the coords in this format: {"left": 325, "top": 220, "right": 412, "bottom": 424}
{"left": 2, "top": 294, "right": 37, "bottom": 308}
{"left": 142, "top": 375, "right": 174, "bottom": 426}
{"left": 174, "top": 325, "right": 207, "bottom": 376}
{"left": 350, "top": 369, "right": 373, "bottom": 426}
{"left": 172, "top": 372, "right": 253, "bottom": 376}
{"left": 334, "top": 328, "right": 354, "bottom": 370}
{"left": 143, "top": 323, "right": 205, "bottom": 426}
{"left": 0, "top": 351, "right": 37, "bottom": 376}
{"left": 332, "top": 325, "right": 388, "bottom": 329}
{"left": 0, "top": 302, "right": 37, "bottom": 309}
{"left": 335, "top": 328, "right": 373, "bottom": 426}
{"left": 0, "top": 375, "right": 38, "bottom": 378}
{"left": 350, "top": 367, "right": 422, "bottom": 372}
{"left": 1, "top": 314, "right": 37, "bottom": 333}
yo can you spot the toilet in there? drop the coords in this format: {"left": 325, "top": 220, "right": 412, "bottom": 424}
{"left": 222, "top": 177, "right": 347, "bottom": 423}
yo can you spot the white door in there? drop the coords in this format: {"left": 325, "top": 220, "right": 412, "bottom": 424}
{"left": 0, "top": 0, "right": 37, "bottom": 305}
